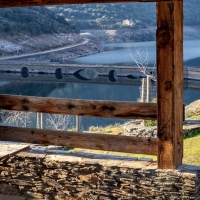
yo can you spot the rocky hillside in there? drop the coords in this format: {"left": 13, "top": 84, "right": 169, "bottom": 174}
{"left": 0, "top": 33, "right": 83, "bottom": 57}
{"left": 48, "top": 0, "right": 200, "bottom": 30}
{"left": 0, "top": 7, "right": 103, "bottom": 59}
{"left": 0, "top": 7, "right": 78, "bottom": 36}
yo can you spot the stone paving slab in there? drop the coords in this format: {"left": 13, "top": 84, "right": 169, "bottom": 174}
{"left": 0, "top": 194, "right": 25, "bottom": 200}
{"left": 0, "top": 143, "right": 30, "bottom": 160}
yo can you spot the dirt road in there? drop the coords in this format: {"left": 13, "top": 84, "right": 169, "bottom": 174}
{"left": 0, "top": 39, "right": 88, "bottom": 61}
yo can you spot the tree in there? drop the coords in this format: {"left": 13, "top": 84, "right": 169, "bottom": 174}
{"left": 1, "top": 110, "right": 35, "bottom": 127}
{"left": 46, "top": 114, "right": 76, "bottom": 131}
{"left": 129, "top": 47, "right": 156, "bottom": 82}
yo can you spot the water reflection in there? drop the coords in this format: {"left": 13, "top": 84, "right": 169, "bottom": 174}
{"left": 0, "top": 76, "right": 200, "bottom": 130}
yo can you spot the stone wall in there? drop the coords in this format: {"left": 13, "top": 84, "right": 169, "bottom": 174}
{"left": 0, "top": 150, "right": 200, "bottom": 200}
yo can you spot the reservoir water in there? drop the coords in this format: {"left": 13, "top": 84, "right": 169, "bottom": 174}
{"left": 0, "top": 39, "right": 200, "bottom": 130}
{"left": 68, "top": 39, "right": 200, "bottom": 66}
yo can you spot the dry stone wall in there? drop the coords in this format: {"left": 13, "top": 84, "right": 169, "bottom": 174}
{"left": 0, "top": 150, "right": 200, "bottom": 200}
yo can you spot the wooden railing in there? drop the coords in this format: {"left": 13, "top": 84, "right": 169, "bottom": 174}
{"left": 0, "top": 95, "right": 157, "bottom": 119}
{"left": 0, "top": 0, "right": 184, "bottom": 169}
{"left": 0, "top": 94, "right": 157, "bottom": 155}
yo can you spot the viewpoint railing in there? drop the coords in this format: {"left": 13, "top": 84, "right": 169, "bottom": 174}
{"left": 0, "top": 94, "right": 157, "bottom": 155}
{"left": 0, "top": 0, "right": 184, "bottom": 169}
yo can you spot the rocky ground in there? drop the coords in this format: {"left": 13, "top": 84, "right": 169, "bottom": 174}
{"left": 122, "top": 99, "right": 200, "bottom": 138}
{"left": 185, "top": 99, "right": 200, "bottom": 112}
{"left": 0, "top": 33, "right": 82, "bottom": 56}
{"left": 14, "top": 39, "right": 102, "bottom": 62}
{"left": 0, "top": 33, "right": 102, "bottom": 62}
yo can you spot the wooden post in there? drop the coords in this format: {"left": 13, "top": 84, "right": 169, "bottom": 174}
{"left": 146, "top": 75, "right": 151, "bottom": 103}
{"left": 36, "top": 112, "right": 41, "bottom": 129}
{"left": 156, "top": 1, "right": 183, "bottom": 169}
{"left": 141, "top": 78, "right": 145, "bottom": 102}
{"left": 76, "top": 115, "right": 81, "bottom": 132}
{"left": 41, "top": 113, "right": 44, "bottom": 129}
{"left": 37, "top": 113, "right": 43, "bottom": 129}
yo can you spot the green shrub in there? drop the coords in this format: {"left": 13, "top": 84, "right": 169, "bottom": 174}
{"left": 144, "top": 120, "right": 157, "bottom": 127}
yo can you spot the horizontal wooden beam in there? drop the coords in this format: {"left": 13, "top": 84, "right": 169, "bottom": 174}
{"left": 0, "top": 126, "right": 158, "bottom": 155}
{"left": 0, "top": 94, "right": 157, "bottom": 120}
{"left": 0, "top": 0, "right": 183, "bottom": 8}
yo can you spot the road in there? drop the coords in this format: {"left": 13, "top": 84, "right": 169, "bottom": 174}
{"left": 0, "top": 39, "right": 89, "bottom": 61}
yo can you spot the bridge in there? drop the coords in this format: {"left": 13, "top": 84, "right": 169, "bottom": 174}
{"left": 0, "top": 61, "right": 199, "bottom": 80}
{"left": 0, "top": 69, "right": 199, "bottom": 92}
{"left": 0, "top": 61, "right": 155, "bottom": 77}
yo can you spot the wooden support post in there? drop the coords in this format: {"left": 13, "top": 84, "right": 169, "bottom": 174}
{"left": 36, "top": 112, "right": 41, "bottom": 129}
{"left": 76, "top": 115, "right": 81, "bottom": 132}
{"left": 146, "top": 75, "right": 151, "bottom": 103}
{"left": 156, "top": 1, "right": 183, "bottom": 169}
{"left": 41, "top": 113, "right": 44, "bottom": 129}
{"left": 141, "top": 78, "right": 146, "bottom": 102}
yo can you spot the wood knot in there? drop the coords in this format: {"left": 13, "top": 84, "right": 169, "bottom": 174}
{"left": 22, "top": 98, "right": 29, "bottom": 104}
{"left": 68, "top": 104, "right": 75, "bottom": 109}
{"left": 22, "top": 105, "right": 29, "bottom": 111}
{"left": 157, "top": 27, "right": 172, "bottom": 48}
{"left": 162, "top": 32, "right": 170, "bottom": 42}
{"left": 100, "top": 105, "right": 115, "bottom": 112}
{"left": 165, "top": 81, "right": 173, "bottom": 91}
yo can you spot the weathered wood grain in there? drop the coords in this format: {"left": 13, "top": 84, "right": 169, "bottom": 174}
{"left": 156, "top": 1, "right": 183, "bottom": 169}
{"left": 0, "top": 0, "right": 182, "bottom": 8}
{"left": 0, "top": 94, "right": 157, "bottom": 120}
{"left": 0, "top": 126, "right": 158, "bottom": 155}
{"left": 0, "top": 143, "right": 30, "bottom": 160}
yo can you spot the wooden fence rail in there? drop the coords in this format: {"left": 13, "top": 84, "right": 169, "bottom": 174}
{"left": 0, "top": 94, "right": 158, "bottom": 156}
{"left": 0, "top": 94, "right": 157, "bottom": 120}
{"left": 0, "top": 126, "right": 158, "bottom": 155}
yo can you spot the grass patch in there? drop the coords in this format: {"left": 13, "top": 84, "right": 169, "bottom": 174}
{"left": 144, "top": 120, "right": 157, "bottom": 127}
{"left": 183, "top": 132, "right": 200, "bottom": 166}
{"left": 89, "top": 123, "right": 124, "bottom": 135}
{"left": 185, "top": 109, "right": 200, "bottom": 119}
{"left": 86, "top": 124, "right": 200, "bottom": 166}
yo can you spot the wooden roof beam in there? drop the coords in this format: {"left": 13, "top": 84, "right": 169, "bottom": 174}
{"left": 0, "top": 0, "right": 183, "bottom": 8}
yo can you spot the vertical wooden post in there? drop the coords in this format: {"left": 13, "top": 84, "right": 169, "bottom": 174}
{"left": 141, "top": 78, "right": 145, "bottom": 102}
{"left": 146, "top": 75, "right": 151, "bottom": 103}
{"left": 41, "top": 113, "right": 44, "bottom": 129}
{"left": 37, "top": 112, "right": 41, "bottom": 129}
{"left": 76, "top": 115, "right": 81, "bottom": 132}
{"left": 156, "top": 1, "right": 183, "bottom": 169}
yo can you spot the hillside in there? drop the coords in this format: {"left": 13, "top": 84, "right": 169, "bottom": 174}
{"left": 48, "top": 0, "right": 200, "bottom": 30}
{"left": 0, "top": 6, "right": 78, "bottom": 36}
{"left": 0, "top": 7, "right": 88, "bottom": 57}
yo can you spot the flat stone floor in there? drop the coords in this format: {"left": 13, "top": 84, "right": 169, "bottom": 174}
{"left": 0, "top": 194, "right": 26, "bottom": 200}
